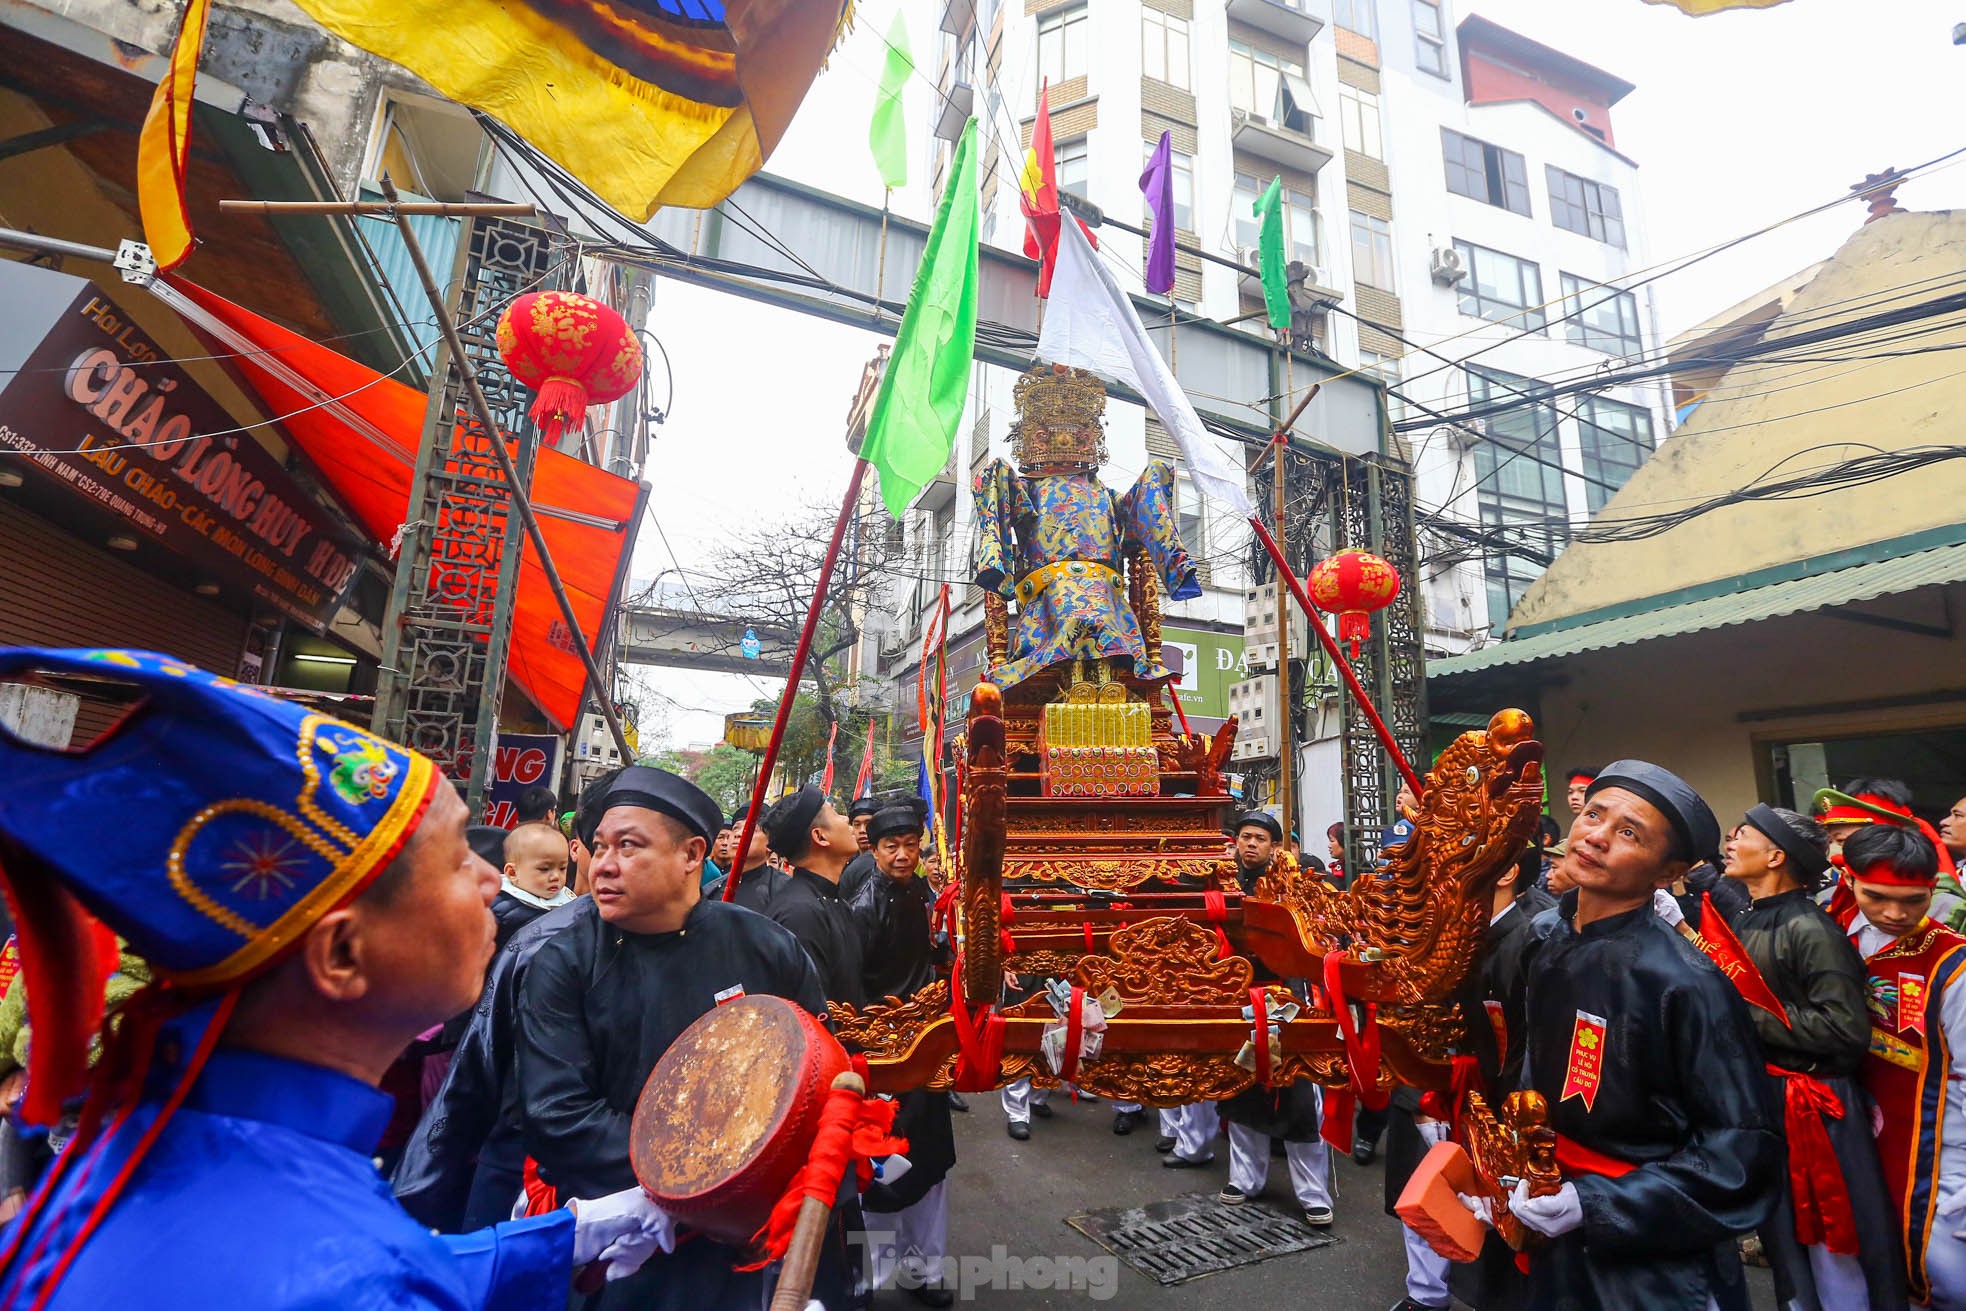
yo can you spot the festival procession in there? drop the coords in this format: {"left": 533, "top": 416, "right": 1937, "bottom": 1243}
{"left": 1, "top": 0, "right": 1965, "bottom": 1308}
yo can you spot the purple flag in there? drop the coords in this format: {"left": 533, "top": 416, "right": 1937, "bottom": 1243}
{"left": 1139, "top": 129, "right": 1176, "bottom": 295}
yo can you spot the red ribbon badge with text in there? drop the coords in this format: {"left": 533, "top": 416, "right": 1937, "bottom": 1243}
{"left": 1901, "top": 975, "right": 1927, "bottom": 1037}
{"left": 1561, "top": 1009, "right": 1608, "bottom": 1111}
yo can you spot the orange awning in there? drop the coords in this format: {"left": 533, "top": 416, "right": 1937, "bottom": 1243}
{"left": 159, "top": 276, "right": 643, "bottom": 731}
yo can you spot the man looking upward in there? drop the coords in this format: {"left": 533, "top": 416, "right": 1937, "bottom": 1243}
{"left": 1492, "top": 760, "right": 1781, "bottom": 1309}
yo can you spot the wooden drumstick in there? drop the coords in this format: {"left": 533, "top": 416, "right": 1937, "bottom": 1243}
{"left": 768, "top": 1071, "right": 866, "bottom": 1311}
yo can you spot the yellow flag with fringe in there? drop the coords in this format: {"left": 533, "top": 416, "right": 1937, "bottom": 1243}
{"left": 285, "top": 0, "right": 850, "bottom": 219}
{"left": 136, "top": 0, "right": 212, "bottom": 271}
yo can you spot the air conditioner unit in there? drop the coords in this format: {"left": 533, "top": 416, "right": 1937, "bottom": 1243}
{"left": 1236, "top": 246, "right": 1263, "bottom": 273}
{"left": 1429, "top": 245, "right": 1466, "bottom": 285}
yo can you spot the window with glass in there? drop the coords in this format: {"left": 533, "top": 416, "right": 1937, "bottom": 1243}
{"left": 1038, "top": 6, "right": 1088, "bottom": 86}
{"left": 1361, "top": 350, "right": 1403, "bottom": 422}
{"left": 1338, "top": 83, "right": 1382, "bottom": 159}
{"left": 1576, "top": 395, "right": 1653, "bottom": 513}
{"left": 1235, "top": 174, "right": 1319, "bottom": 267}
{"left": 1057, "top": 137, "right": 1089, "bottom": 201}
{"left": 1142, "top": 9, "right": 1190, "bottom": 90}
{"left": 1441, "top": 130, "right": 1529, "bottom": 215}
{"left": 1351, "top": 211, "right": 1394, "bottom": 289}
{"left": 1414, "top": 0, "right": 1448, "bottom": 77}
{"left": 1547, "top": 166, "right": 1625, "bottom": 247}
{"left": 1469, "top": 367, "right": 1569, "bottom": 623}
{"left": 1559, "top": 273, "right": 1643, "bottom": 357}
{"left": 1146, "top": 144, "right": 1195, "bottom": 231}
{"left": 1177, "top": 482, "right": 1205, "bottom": 558}
{"left": 1228, "top": 41, "right": 1317, "bottom": 136}
{"left": 1454, "top": 240, "right": 1544, "bottom": 331}
{"left": 1332, "top": 0, "right": 1377, "bottom": 39}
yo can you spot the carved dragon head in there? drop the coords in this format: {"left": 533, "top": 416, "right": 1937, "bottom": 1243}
{"left": 1353, "top": 710, "right": 1545, "bottom": 1005}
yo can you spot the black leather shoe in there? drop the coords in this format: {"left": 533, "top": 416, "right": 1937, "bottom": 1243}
{"left": 1162, "top": 1153, "right": 1214, "bottom": 1169}
{"left": 1352, "top": 1137, "right": 1378, "bottom": 1166}
{"left": 1007, "top": 1121, "right": 1030, "bottom": 1141}
{"left": 1112, "top": 1109, "right": 1145, "bottom": 1135}
{"left": 947, "top": 1091, "right": 969, "bottom": 1113}
{"left": 908, "top": 1286, "right": 956, "bottom": 1307}
{"left": 1031, "top": 1101, "right": 1055, "bottom": 1119}
{"left": 1153, "top": 1134, "right": 1177, "bottom": 1153}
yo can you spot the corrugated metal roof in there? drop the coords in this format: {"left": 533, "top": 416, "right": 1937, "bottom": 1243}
{"left": 1430, "top": 541, "right": 1966, "bottom": 679}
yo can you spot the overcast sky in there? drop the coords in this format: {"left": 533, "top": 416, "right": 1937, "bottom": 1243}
{"left": 631, "top": 0, "right": 1965, "bottom": 747}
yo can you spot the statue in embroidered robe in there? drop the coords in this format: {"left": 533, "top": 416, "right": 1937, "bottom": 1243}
{"left": 972, "top": 366, "right": 1201, "bottom": 690}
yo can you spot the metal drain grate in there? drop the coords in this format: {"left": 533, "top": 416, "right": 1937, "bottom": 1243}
{"left": 1065, "top": 1192, "right": 1341, "bottom": 1284}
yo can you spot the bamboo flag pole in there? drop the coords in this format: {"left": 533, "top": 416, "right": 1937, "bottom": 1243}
{"left": 724, "top": 459, "right": 871, "bottom": 901}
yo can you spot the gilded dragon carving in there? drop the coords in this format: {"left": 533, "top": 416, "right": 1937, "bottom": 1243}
{"left": 1075, "top": 918, "right": 1251, "bottom": 1006}
{"left": 1274, "top": 710, "right": 1545, "bottom": 1007}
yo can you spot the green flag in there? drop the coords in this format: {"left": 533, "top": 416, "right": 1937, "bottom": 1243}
{"left": 869, "top": 11, "right": 913, "bottom": 190}
{"left": 862, "top": 118, "right": 979, "bottom": 518}
{"left": 1254, "top": 174, "right": 1290, "bottom": 330}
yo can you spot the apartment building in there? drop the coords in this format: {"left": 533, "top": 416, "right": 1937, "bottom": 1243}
{"left": 889, "top": 0, "right": 1670, "bottom": 709}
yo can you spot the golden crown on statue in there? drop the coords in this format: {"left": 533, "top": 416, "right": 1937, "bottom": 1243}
{"left": 1011, "top": 364, "right": 1109, "bottom": 473}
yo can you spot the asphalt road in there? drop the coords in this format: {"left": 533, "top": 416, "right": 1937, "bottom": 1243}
{"left": 899, "top": 1093, "right": 1781, "bottom": 1309}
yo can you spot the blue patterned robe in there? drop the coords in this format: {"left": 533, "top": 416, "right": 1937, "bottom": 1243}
{"left": 972, "top": 458, "right": 1200, "bottom": 689}
{"left": 3, "top": 1034, "right": 572, "bottom": 1309}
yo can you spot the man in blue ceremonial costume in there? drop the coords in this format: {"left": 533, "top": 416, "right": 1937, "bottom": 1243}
{"left": 0, "top": 647, "right": 672, "bottom": 1309}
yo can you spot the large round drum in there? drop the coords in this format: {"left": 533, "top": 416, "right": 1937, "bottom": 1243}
{"left": 628, "top": 995, "right": 850, "bottom": 1247}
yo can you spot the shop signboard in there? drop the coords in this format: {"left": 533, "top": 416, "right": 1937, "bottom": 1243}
{"left": 481, "top": 731, "right": 566, "bottom": 828}
{"left": 0, "top": 261, "right": 364, "bottom": 630}
{"left": 1161, "top": 626, "right": 1249, "bottom": 724}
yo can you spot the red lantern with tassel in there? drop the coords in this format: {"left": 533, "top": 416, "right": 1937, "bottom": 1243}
{"left": 494, "top": 291, "right": 643, "bottom": 445}
{"left": 1308, "top": 547, "right": 1402, "bottom": 659}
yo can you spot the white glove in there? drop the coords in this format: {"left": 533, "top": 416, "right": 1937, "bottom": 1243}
{"left": 1509, "top": 1179, "right": 1583, "bottom": 1238}
{"left": 568, "top": 1186, "right": 677, "bottom": 1277}
{"left": 1651, "top": 888, "right": 1686, "bottom": 929}
{"left": 1456, "top": 1192, "right": 1493, "bottom": 1227}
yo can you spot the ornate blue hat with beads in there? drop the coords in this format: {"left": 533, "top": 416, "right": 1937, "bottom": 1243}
{"left": 0, "top": 647, "right": 439, "bottom": 989}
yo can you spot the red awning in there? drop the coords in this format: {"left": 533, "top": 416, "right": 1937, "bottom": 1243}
{"left": 159, "top": 276, "right": 643, "bottom": 731}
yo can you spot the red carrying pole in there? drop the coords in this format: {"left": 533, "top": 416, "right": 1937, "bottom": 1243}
{"left": 1248, "top": 515, "right": 1424, "bottom": 799}
{"left": 726, "top": 460, "right": 871, "bottom": 900}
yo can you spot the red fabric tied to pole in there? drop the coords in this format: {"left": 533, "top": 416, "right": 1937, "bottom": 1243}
{"left": 1319, "top": 951, "right": 1389, "bottom": 1153}
{"left": 1416, "top": 1053, "right": 1480, "bottom": 1136}
{"left": 1059, "top": 985, "right": 1086, "bottom": 1086}
{"left": 999, "top": 893, "right": 1018, "bottom": 957}
{"left": 1249, "top": 987, "right": 1272, "bottom": 1088}
{"left": 1769, "top": 1066, "right": 1859, "bottom": 1255}
{"left": 1203, "top": 891, "right": 1232, "bottom": 959}
{"left": 947, "top": 959, "right": 1006, "bottom": 1092}
{"left": 742, "top": 1088, "right": 905, "bottom": 1268}
{"left": 521, "top": 1157, "right": 559, "bottom": 1217}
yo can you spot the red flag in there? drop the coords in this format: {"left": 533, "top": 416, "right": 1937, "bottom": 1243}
{"left": 852, "top": 720, "right": 877, "bottom": 799}
{"left": 820, "top": 720, "right": 839, "bottom": 793}
{"left": 1017, "top": 82, "right": 1096, "bottom": 298}
{"left": 1686, "top": 892, "right": 1791, "bottom": 1027}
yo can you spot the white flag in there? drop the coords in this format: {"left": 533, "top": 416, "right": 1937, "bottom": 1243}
{"left": 1036, "top": 217, "right": 1254, "bottom": 516}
